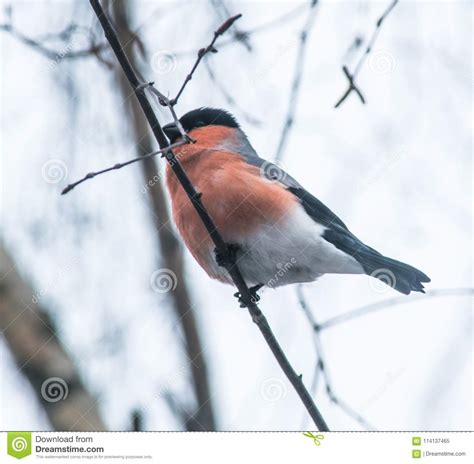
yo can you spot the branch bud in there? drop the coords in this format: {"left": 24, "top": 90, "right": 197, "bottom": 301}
{"left": 215, "top": 13, "right": 242, "bottom": 36}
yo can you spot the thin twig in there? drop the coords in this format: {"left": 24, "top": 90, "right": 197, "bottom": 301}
{"left": 334, "top": 65, "right": 366, "bottom": 108}
{"left": 210, "top": 0, "right": 252, "bottom": 52}
{"left": 36, "top": 23, "right": 92, "bottom": 43}
{"left": 110, "top": 0, "right": 216, "bottom": 430}
{"left": 297, "top": 286, "right": 375, "bottom": 430}
{"left": 334, "top": 0, "right": 398, "bottom": 108}
{"left": 140, "top": 82, "right": 193, "bottom": 141}
{"left": 170, "top": 13, "right": 242, "bottom": 105}
{"left": 320, "top": 287, "right": 474, "bottom": 330}
{"left": 0, "top": 22, "right": 107, "bottom": 61}
{"left": 174, "top": 4, "right": 309, "bottom": 57}
{"left": 61, "top": 140, "right": 188, "bottom": 195}
{"left": 295, "top": 286, "right": 322, "bottom": 401}
{"left": 87, "top": 0, "right": 329, "bottom": 431}
{"left": 274, "top": 0, "right": 319, "bottom": 162}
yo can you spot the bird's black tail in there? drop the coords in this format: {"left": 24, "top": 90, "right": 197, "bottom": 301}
{"left": 322, "top": 229, "right": 431, "bottom": 295}
{"left": 361, "top": 253, "right": 431, "bottom": 295}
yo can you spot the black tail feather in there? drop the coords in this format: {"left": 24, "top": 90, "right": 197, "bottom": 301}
{"left": 364, "top": 254, "right": 431, "bottom": 295}
{"left": 322, "top": 229, "right": 430, "bottom": 295}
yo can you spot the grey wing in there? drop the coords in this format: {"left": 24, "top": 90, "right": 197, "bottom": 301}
{"left": 229, "top": 132, "right": 302, "bottom": 189}
{"left": 232, "top": 135, "right": 347, "bottom": 228}
{"left": 229, "top": 132, "right": 347, "bottom": 228}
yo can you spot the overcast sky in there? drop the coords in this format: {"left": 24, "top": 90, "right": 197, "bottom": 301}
{"left": 0, "top": 0, "right": 472, "bottom": 431}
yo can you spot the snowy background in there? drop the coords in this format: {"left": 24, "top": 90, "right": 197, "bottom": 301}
{"left": 0, "top": 0, "right": 472, "bottom": 431}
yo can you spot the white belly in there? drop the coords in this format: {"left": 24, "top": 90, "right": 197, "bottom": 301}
{"left": 204, "top": 204, "right": 364, "bottom": 288}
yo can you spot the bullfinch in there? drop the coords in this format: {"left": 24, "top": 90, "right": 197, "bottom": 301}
{"left": 163, "top": 108, "right": 430, "bottom": 299}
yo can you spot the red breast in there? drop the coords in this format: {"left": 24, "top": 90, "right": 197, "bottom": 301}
{"left": 165, "top": 126, "right": 297, "bottom": 278}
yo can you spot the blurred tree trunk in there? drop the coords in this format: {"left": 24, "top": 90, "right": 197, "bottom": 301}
{"left": 0, "top": 244, "right": 106, "bottom": 431}
{"left": 108, "top": 0, "right": 216, "bottom": 431}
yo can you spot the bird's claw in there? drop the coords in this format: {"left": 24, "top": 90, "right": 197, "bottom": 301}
{"left": 233, "top": 284, "right": 263, "bottom": 308}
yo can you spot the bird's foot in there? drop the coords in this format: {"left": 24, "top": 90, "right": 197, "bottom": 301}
{"left": 214, "top": 243, "right": 240, "bottom": 268}
{"left": 234, "top": 283, "right": 264, "bottom": 308}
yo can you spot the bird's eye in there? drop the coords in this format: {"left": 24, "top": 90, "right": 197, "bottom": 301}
{"left": 195, "top": 120, "right": 206, "bottom": 127}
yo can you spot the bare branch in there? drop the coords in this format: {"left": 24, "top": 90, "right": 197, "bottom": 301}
{"left": 0, "top": 21, "right": 107, "bottom": 62}
{"left": 0, "top": 245, "right": 106, "bottom": 431}
{"left": 274, "top": 0, "right": 319, "bottom": 162}
{"left": 298, "top": 285, "right": 473, "bottom": 426}
{"left": 61, "top": 140, "right": 188, "bottom": 195}
{"left": 174, "top": 4, "right": 310, "bottom": 57}
{"left": 320, "top": 287, "right": 474, "bottom": 330}
{"left": 170, "top": 13, "right": 242, "bottom": 105}
{"left": 109, "top": 0, "right": 216, "bottom": 430}
{"left": 87, "top": 0, "right": 329, "bottom": 431}
{"left": 334, "top": 65, "right": 366, "bottom": 108}
{"left": 297, "top": 286, "right": 375, "bottom": 430}
{"left": 210, "top": 0, "right": 252, "bottom": 52}
{"left": 334, "top": 0, "right": 399, "bottom": 108}
{"left": 141, "top": 82, "right": 193, "bottom": 141}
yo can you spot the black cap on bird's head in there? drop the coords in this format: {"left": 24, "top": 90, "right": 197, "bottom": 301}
{"left": 163, "top": 107, "right": 239, "bottom": 143}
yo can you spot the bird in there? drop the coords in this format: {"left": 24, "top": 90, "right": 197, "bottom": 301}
{"left": 162, "top": 107, "right": 430, "bottom": 302}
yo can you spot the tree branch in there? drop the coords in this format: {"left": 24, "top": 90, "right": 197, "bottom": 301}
{"left": 87, "top": 0, "right": 329, "bottom": 431}
{"left": 274, "top": 0, "right": 319, "bottom": 162}
{"left": 61, "top": 140, "right": 188, "bottom": 195}
{"left": 297, "top": 285, "right": 472, "bottom": 428}
{"left": 210, "top": 0, "right": 253, "bottom": 52}
{"left": 0, "top": 244, "right": 106, "bottom": 431}
{"left": 173, "top": 4, "right": 310, "bottom": 57}
{"left": 109, "top": 0, "right": 216, "bottom": 431}
{"left": 320, "top": 287, "right": 474, "bottom": 330}
{"left": 170, "top": 13, "right": 242, "bottom": 105}
{"left": 0, "top": 21, "right": 108, "bottom": 62}
{"left": 297, "top": 286, "right": 375, "bottom": 430}
{"left": 334, "top": 0, "right": 398, "bottom": 108}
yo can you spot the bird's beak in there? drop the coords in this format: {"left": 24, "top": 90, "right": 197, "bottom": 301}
{"left": 162, "top": 122, "right": 181, "bottom": 142}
